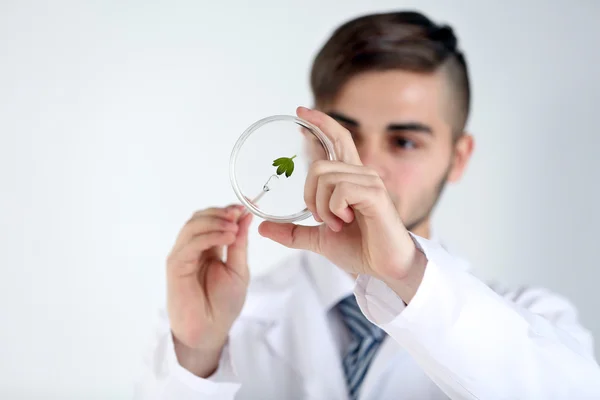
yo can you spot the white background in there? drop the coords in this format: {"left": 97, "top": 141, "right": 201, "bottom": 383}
{"left": 1, "top": 0, "right": 599, "bottom": 398}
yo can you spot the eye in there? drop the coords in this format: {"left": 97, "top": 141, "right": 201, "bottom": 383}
{"left": 393, "top": 136, "right": 417, "bottom": 149}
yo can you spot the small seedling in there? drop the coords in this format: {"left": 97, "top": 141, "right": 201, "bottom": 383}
{"left": 272, "top": 155, "right": 297, "bottom": 178}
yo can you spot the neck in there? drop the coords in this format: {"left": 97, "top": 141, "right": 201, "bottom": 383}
{"left": 408, "top": 217, "right": 431, "bottom": 239}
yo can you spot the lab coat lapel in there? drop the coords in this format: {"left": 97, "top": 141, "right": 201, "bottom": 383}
{"left": 263, "top": 270, "right": 348, "bottom": 399}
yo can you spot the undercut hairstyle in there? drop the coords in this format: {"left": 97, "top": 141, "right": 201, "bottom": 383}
{"left": 310, "top": 11, "right": 471, "bottom": 137}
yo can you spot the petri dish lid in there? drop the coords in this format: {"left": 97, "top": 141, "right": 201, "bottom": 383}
{"left": 230, "top": 115, "right": 336, "bottom": 223}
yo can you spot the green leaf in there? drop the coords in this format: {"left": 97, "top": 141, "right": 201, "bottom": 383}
{"left": 285, "top": 161, "right": 294, "bottom": 177}
{"left": 272, "top": 157, "right": 287, "bottom": 166}
{"left": 272, "top": 155, "right": 297, "bottom": 178}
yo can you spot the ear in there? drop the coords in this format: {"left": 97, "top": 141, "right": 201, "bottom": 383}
{"left": 448, "top": 133, "right": 474, "bottom": 183}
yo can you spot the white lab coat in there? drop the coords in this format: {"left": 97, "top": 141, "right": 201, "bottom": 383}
{"left": 134, "top": 234, "right": 600, "bottom": 399}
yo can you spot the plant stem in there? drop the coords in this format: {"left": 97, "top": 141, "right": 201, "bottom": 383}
{"left": 290, "top": 154, "right": 297, "bottom": 160}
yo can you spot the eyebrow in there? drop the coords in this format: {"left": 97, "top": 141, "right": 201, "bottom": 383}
{"left": 328, "top": 111, "right": 433, "bottom": 134}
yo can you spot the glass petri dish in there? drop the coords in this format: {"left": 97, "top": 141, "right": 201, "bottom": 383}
{"left": 230, "top": 115, "right": 337, "bottom": 223}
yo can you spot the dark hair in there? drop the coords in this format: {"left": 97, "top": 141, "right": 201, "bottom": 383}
{"left": 310, "top": 11, "right": 471, "bottom": 136}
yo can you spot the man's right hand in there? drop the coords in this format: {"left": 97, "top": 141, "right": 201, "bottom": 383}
{"left": 166, "top": 205, "right": 253, "bottom": 377}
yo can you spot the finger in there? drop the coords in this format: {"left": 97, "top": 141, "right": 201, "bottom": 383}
{"left": 174, "top": 215, "right": 240, "bottom": 251}
{"left": 258, "top": 221, "right": 320, "bottom": 253}
{"left": 168, "top": 231, "right": 237, "bottom": 275}
{"left": 191, "top": 205, "right": 243, "bottom": 221}
{"left": 304, "top": 161, "right": 378, "bottom": 222}
{"left": 226, "top": 212, "right": 253, "bottom": 281}
{"left": 315, "top": 174, "right": 343, "bottom": 231}
{"left": 330, "top": 181, "right": 388, "bottom": 219}
{"left": 318, "top": 172, "right": 380, "bottom": 224}
{"left": 297, "top": 106, "right": 362, "bottom": 165}
{"left": 174, "top": 216, "right": 239, "bottom": 249}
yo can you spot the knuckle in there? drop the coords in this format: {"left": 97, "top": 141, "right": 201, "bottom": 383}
{"left": 310, "top": 159, "right": 327, "bottom": 174}
{"left": 216, "top": 218, "right": 230, "bottom": 229}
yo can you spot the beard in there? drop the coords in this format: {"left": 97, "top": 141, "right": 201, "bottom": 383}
{"left": 393, "top": 163, "right": 452, "bottom": 233}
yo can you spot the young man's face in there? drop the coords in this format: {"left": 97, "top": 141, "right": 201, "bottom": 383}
{"left": 317, "top": 69, "right": 473, "bottom": 237}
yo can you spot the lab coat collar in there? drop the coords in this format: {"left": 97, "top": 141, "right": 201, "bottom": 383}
{"left": 238, "top": 253, "right": 304, "bottom": 322}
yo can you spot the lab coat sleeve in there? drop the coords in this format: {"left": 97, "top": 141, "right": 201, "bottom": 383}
{"left": 354, "top": 235, "right": 600, "bottom": 400}
{"left": 133, "top": 310, "right": 241, "bottom": 400}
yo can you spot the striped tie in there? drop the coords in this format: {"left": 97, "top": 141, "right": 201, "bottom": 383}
{"left": 336, "top": 294, "right": 386, "bottom": 400}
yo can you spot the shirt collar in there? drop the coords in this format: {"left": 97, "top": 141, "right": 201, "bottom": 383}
{"left": 301, "top": 250, "right": 356, "bottom": 312}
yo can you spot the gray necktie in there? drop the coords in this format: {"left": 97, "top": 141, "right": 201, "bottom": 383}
{"left": 336, "top": 294, "right": 386, "bottom": 400}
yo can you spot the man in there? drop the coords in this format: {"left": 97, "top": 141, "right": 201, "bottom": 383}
{"left": 135, "top": 11, "right": 600, "bottom": 399}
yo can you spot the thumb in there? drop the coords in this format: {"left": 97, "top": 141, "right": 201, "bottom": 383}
{"left": 226, "top": 212, "right": 253, "bottom": 278}
{"left": 258, "top": 221, "right": 320, "bottom": 252}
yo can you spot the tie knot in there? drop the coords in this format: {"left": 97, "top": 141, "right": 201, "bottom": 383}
{"left": 336, "top": 295, "right": 385, "bottom": 343}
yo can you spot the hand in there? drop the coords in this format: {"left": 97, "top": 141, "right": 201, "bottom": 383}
{"left": 258, "top": 107, "right": 426, "bottom": 301}
{"left": 166, "top": 205, "right": 253, "bottom": 376}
